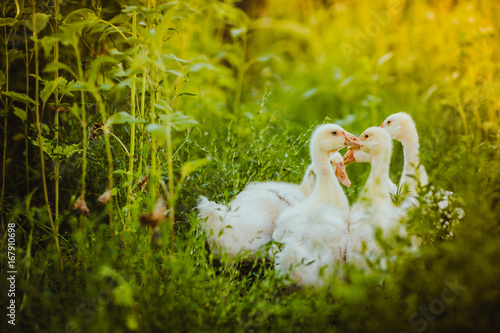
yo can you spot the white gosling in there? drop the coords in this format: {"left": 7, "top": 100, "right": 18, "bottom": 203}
{"left": 300, "top": 162, "right": 321, "bottom": 197}
{"left": 346, "top": 127, "right": 406, "bottom": 268}
{"left": 198, "top": 181, "right": 306, "bottom": 259}
{"left": 381, "top": 112, "right": 428, "bottom": 206}
{"left": 272, "top": 124, "right": 362, "bottom": 287}
{"left": 343, "top": 146, "right": 398, "bottom": 195}
{"left": 381, "top": 112, "right": 464, "bottom": 225}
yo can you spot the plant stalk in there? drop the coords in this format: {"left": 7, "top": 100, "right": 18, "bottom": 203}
{"left": 24, "top": 26, "right": 30, "bottom": 194}
{"left": 166, "top": 122, "right": 175, "bottom": 253}
{"left": 1, "top": 22, "right": 9, "bottom": 231}
{"left": 32, "top": 4, "right": 63, "bottom": 272}
{"left": 73, "top": 42, "right": 88, "bottom": 202}
{"left": 54, "top": 0, "right": 60, "bottom": 222}
{"left": 127, "top": 10, "right": 137, "bottom": 211}
{"left": 90, "top": 90, "right": 114, "bottom": 237}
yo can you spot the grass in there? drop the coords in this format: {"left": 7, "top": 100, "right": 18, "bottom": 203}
{"left": 1, "top": 0, "right": 500, "bottom": 332}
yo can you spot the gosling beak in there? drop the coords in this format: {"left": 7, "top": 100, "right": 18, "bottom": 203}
{"left": 343, "top": 149, "right": 356, "bottom": 165}
{"left": 344, "top": 131, "right": 363, "bottom": 147}
{"left": 380, "top": 123, "right": 384, "bottom": 128}
{"left": 335, "top": 161, "right": 351, "bottom": 187}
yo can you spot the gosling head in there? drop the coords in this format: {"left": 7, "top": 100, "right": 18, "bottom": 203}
{"left": 330, "top": 152, "right": 351, "bottom": 187}
{"left": 358, "top": 127, "right": 392, "bottom": 156}
{"left": 310, "top": 124, "right": 363, "bottom": 156}
{"left": 343, "top": 146, "right": 372, "bottom": 165}
{"left": 380, "top": 112, "right": 417, "bottom": 142}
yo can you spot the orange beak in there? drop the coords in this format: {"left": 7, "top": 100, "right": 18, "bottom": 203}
{"left": 343, "top": 131, "right": 363, "bottom": 147}
{"left": 343, "top": 149, "right": 356, "bottom": 165}
{"left": 335, "top": 161, "right": 351, "bottom": 187}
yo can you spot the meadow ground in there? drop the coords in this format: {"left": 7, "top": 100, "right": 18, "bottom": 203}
{"left": 1, "top": 0, "right": 500, "bottom": 332}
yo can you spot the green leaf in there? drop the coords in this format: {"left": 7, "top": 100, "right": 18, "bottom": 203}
{"left": 66, "top": 81, "right": 90, "bottom": 91}
{"left": 107, "top": 112, "right": 144, "bottom": 125}
{"left": 340, "top": 75, "right": 354, "bottom": 88}
{"left": 145, "top": 123, "right": 168, "bottom": 142}
{"left": 99, "top": 266, "right": 132, "bottom": 306}
{"left": 0, "top": 18, "right": 16, "bottom": 27}
{"left": 69, "top": 103, "right": 81, "bottom": 120}
{"left": 2, "top": 91, "right": 37, "bottom": 105}
{"left": 60, "top": 9, "right": 100, "bottom": 40}
{"left": 177, "top": 92, "right": 197, "bottom": 97}
{"left": 422, "top": 84, "right": 438, "bottom": 102}
{"left": 13, "top": 107, "right": 27, "bottom": 122}
{"left": 213, "top": 2, "right": 250, "bottom": 27}
{"left": 111, "top": 67, "right": 128, "bottom": 77}
{"left": 126, "top": 314, "right": 139, "bottom": 331}
{"left": 64, "top": 9, "right": 99, "bottom": 24}
{"left": 29, "top": 73, "right": 43, "bottom": 81}
{"left": 230, "top": 27, "right": 246, "bottom": 39}
{"left": 116, "top": 77, "right": 137, "bottom": 90}
{"left": 169, "top": 53, "right": 190, "bottom": 65}
{"left": 101, "top": 25, "right": 129, "bottom": 39}
{"left": 155, "top": 9, "right": 176, "bottom": 43}
{"left": 173, "top": 3, "right": 201, "bottom": 20}
{"left": 62, "top": 144, "right": 81, "bottom": 158}
{"left": 180, "top": 157, "right": 210, "bottom": 180}
{"left": 169, "top": 111, "right": 198, "bottom": 131}
{"left": 301, "top": 87, "right": 318, "bottom": 100}
{"left": 0, "top": 70, "right": 5, "bottom": 90}
{"left": 53, "top": 78, "right": 75, "bottom": 97}
{"left": 188, "top": 62, "right": 218, "bottom": 73}
{"left": 53, "top": 146, "right": 63, "bottom": 155}
{"left": 256, "top": 54, "right": 282, "bottom": 63}
{"left": 30, "top": 136, "right": 57, "bottom": 159}
{"left": 376, "top": 52, "right": 393, "bottom": 68}
{"left": 158, "top": 2, "right": 178, "bottom": 13}
{"left": 166, "top": 70, "right": 183, "bottom": 77}
{"left": 130, "top": 54, "right": 151, "bottom": 72}
{"left": 113, "top": 283, "right": 134, "bottom": 306}
{"left": 218, "top": 51, "right": 242, "bottom": 69}
{"left": 40, "top": 77, "right": 64, "bottom": 104}
{"left": 40, "top": 36, "right": 61, "bottom": 58}
{"left": 153, "top": 99, "right": 173, "bottom": 112}
{"left": 26, "top": 13, "right": 50, "bottom": 34}
{"left": 7, "top": 49, "right": 23, "bottom": 64}
{"left": 122, "top": 6, "right": 139, "bottom": 13}
{"left": 89, "top": 55, "right": 116, "bottom": 83}
{"left": 100, "top": 83, "right": 111, "bottom": 91}
{"left": 89, "top": 21, "right": 108, "bottom": 35}
{"left": 44, "top": 62, "right": 72, "bottom": 73}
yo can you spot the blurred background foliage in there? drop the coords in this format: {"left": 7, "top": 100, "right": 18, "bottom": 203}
{"left": 0, "top": 0, "right": 499, "bottom": 332}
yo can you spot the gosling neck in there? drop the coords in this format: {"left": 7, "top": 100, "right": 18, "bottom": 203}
{"left": 362, "top": 149, "right": 392, "bottom": 203}
{"left": 310, "top": 147, "right": 349, "bottom": 215}
{"left": 399, "top": 128, "right": 421, "bottom": 191}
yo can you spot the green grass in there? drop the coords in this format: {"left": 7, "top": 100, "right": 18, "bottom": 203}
{"left": 1, "top": 0, "right": 500, "bottom": 332}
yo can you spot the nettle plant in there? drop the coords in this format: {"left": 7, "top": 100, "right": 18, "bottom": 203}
{"left": 1, "top": 0, "right": 211, "bottom": 261}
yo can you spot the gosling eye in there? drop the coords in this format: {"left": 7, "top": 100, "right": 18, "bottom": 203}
{"left": 365, "top": 134, "right": 369, "bottom": 138}
{"left": 331, "top": 131, "right": 338, "bottom": 136}
{"left": 387, "top": 120, "right": 391, "bottom": 124}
